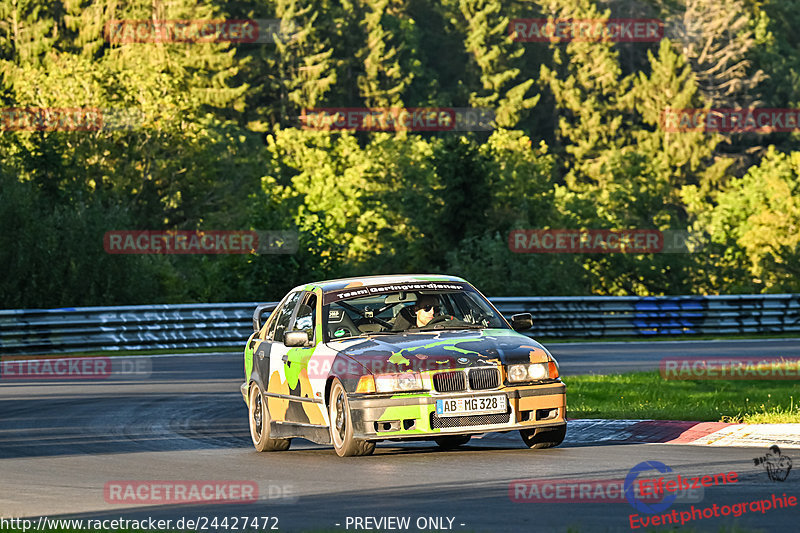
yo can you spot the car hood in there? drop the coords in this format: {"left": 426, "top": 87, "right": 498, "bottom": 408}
{"left": 325, "top": 328, "right": 553, "bottom": 374}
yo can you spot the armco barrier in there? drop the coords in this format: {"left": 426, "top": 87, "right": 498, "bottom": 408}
{"left": 1, "top": 294, "right": 799, "bottom": 355}
{"left": 0, "top": 303, "right": 259, "bottom": 355}
{"left": 491, "top": 294, "right": 800, "bottom": 337}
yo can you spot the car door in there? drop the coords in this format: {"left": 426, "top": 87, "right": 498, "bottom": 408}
{"left": 249, "top": 296, "right": 285, "bottom": 389}
{"left": 262, "top": 290, "right": 302, "bottom": 423}
{"left": 281, "top": 291, "right": 328, "bottom": 426}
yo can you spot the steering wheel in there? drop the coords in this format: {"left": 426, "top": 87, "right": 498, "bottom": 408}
{"left": 425, "top": 314, "right": 453, "bottom": 327}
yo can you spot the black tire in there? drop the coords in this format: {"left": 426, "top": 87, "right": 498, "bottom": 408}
{"left": 520, "top": 424, "right": 566, "bottom": 449}
{"left": 328, "top": 378, "right": 375, "bottom": 457}
{"left": 434, "top": 435, "right": 471, "bottom": 450}
{"left": 249, "top": 382, "right": 290, "bottom": 452}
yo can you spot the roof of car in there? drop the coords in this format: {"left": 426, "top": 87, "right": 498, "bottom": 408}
{"left": 292, "top": 274, "right": 468, "bottom": 293}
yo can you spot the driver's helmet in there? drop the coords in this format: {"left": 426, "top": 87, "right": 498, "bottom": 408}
{"left": 414, "top": 294, "right": 440, "bottom": 314}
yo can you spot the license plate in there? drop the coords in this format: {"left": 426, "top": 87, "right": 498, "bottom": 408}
{"left": 435, "top": 395, "right": 506, "bottom": 417}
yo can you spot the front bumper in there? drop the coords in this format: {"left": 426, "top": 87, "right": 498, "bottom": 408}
{"left": 348, "top": 382, "right": 566, "bottom": 440}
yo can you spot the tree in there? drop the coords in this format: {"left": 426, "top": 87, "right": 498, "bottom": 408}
{"left": 665, "top": 0, "right": 768, "bottom": 173}
{"left": 693, "top": 147, "right": 800, "bottom": 293}
{"left": 0, "top": 0, "right": 263, "bottom": 305}
{"left": 261, "top": 127, "right": 391, "bottom": 267}
{"left": 624, "top": 39, "right": 730, "bottom": 210}
{"left": 666, "top": 0, "right": 765, "bottom": 109}
{"left": 273, "top": 0, "right": 336, "bottom": 123}
{"left": 458, "top": 0, "right": 538, "bottom": 128}
{"left": 538, "top": 0, "right": 631, "bottom": 188}
{"left": 357, "top": 0, "right": 414, "bottom": 109}
{"left": 0, "top": 0, "right": 61, "bottom": 64}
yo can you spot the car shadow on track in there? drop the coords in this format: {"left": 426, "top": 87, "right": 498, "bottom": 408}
{"left": 0, "top": 391, "right": 252, "bottom": 459}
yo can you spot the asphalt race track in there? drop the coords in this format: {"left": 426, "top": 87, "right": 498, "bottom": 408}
{"left": 549, "top": 338, "right": 800, "bottom": 375}
{"left": 2, "top": 339, "right": 799, "bottom": 532}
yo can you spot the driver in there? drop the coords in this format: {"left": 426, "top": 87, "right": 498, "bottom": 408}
{"left": 391, "top": 293, "right": 457, "bottom": 331}
{"left": 414, "top": 294, "right": 441, "bottom": 328}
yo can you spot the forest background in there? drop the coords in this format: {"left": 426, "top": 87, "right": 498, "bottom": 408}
{"left": 2, "top": 0, "right": 800, "bottom": 308}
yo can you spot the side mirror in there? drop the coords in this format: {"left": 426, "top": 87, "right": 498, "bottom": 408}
{"left": 284, "top": 330, "right": 310, "bottom": 347}
{"left": 511, "top": 313, "right": 533, "bottom": 332}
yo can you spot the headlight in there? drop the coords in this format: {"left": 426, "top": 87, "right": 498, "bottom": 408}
{"left": 507, "top": 363, "right": 551, "bottom": 383}
{"left": 508, "top": 364, "right": 529, "bottom": 382}
{"left": 527, "top": 363, "right": 549, "bottom": 380}
{"left": 374, "top": 372, "right": 424, "bottom": 393}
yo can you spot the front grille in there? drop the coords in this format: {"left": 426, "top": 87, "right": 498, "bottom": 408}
{"left": 432, "top": 371, "right": 466, "bottom": 393}
{"left": 468, "top": 367, "right": 500, "bottom": 390}
{"left": 431, "top": 411, "right": 510, "bottom": 429}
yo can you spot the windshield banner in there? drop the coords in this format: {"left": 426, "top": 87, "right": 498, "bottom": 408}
{"left": 322, "top": 282, "right": 468, "bottom": 305}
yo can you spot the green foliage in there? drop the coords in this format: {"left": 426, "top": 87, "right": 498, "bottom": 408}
{"left": 696, "top": 147, "right": 800, "bottom": 293}
{"left": 0, "top": 169, "right": 171, "bottom": 307}
{"left": 458, "top": 0, "right": 539, "bottom": 127}
{"left": 1, "top": 0, "right": 797, "bottom": 308}
{"left": 357, "top": 0, "right": 414, "bottom": 108}
{"left": 274, "top": 0, "right": 337, "bottom": 116}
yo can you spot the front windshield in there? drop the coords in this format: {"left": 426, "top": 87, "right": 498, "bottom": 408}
{"left": 322, "top": 285, "right": 507, "bottom": 341}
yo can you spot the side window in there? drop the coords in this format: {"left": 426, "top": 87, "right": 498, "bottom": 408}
{"left": 258, "top": 304, "right": 280, "bottom": 339}
{"left": 291, "top": 293, "right": 317, "bottom": 343}
{"left": 273, "top": 291, "right": 302, "bottom": 343}
{"left": 264, "top": 306, "right": 280, "bottom": 340}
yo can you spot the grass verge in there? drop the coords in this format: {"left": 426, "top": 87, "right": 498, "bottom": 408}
{"left": 565, "top": 370, "right": 800, "bottom": 423}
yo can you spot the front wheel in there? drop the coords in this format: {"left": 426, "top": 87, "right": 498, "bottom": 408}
{"left": 328, "top": 379, "right": 375, "bottom": 457}
{"left": 520, "top": 424, "right": 566, "bottom": 449}
{"left": 249, "top": 382, "right": 290, "bottom": 452}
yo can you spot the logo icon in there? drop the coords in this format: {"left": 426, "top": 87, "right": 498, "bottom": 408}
{"left": 754, "top": 445, "right": 793, "bottom": 482}
{"left": 624, "top": 461, "right": 677, "bottom": 514}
